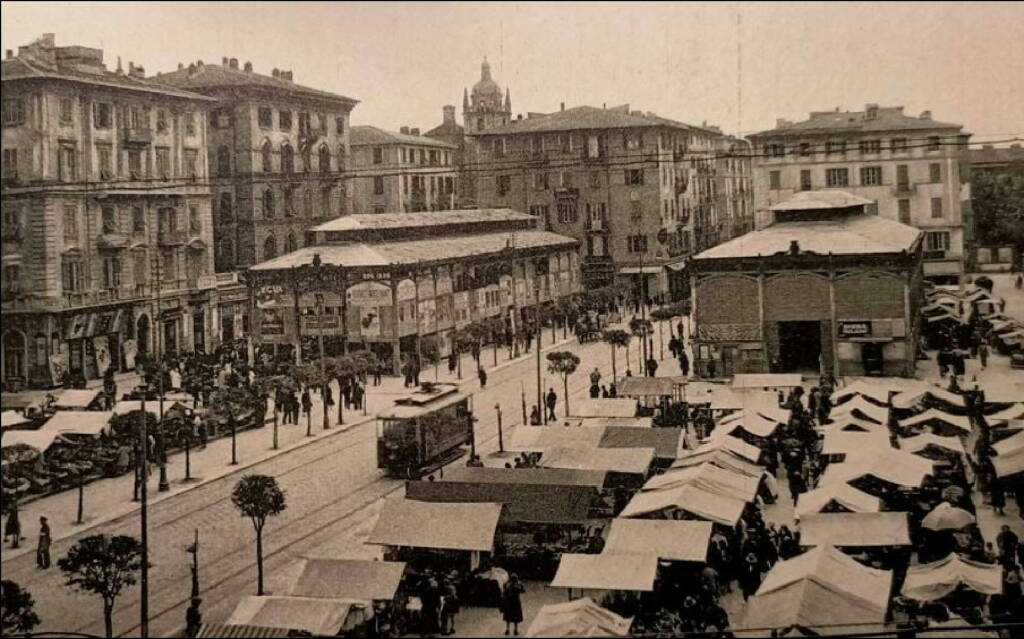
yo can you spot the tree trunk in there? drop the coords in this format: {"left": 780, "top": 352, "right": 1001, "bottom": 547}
{"left": 563, "top": 377, "right": 570, "bottom": 417}
{"left": 256, "top": 528, "right": 265, "bottom": 595}
{"left": 322, "top": 384, "right": 329, "bottom": 429}
{"left": 272, "top": 402, "right": 279, "bottom": 450}
{"left": 337, "top": 379, "right": 344, "bottom": 425}
{"left": 611, "top": 345, "right": 618, "bottom": 382}
{"left": 103, "top": 602, "right": 114, "bottom": 639}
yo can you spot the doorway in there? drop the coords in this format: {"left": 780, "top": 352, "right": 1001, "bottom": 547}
{"left": 861, "top": 342, "right": 884, "bottom": 376}
{"left": 777, "top": 321, "right": 821, "bottom": 373}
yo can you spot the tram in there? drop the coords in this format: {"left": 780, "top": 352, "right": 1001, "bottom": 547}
{"left": 376, "top": 383, "right": 475, "bottom": 478}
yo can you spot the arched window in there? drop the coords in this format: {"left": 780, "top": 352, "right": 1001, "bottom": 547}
{"left": 284, "top": 232, "right": 297, "bottom": 254}
{"left": 263, "top": 235, "right": 277, "bottom": 261}
{"left": 219, "top": 192, "right": 233, "bottom": 222}
{"left": 337, "top": 145, "right": 347, "bottom": 170}
{"left": 217, "top": 145, "right": 232, "bottom": 176}
{"left": 262, "top": 188, "right": 275, "bottom": 219}
{"left": 281, "top": 142, "right": 294, "bottom": 173}
{"left": 2, "top": 330, "right": 26, "bottom": 380}
{"left": 261, "top": 140, "right": 273, "bottom": 173}
{"left": 318, "top": 145, "right": 331, "bottom": 173}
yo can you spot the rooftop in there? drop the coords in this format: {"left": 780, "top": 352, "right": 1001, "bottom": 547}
{"left": 310, "top": 208, "right": 537, "bottom": 233}
{"left": 471, "top": 104, "right": 703, "bottom": 136}
{"left": 350, "top": 125, "right": 457, "bottom": 148}
{"left": 156, "top": 59, "right": 357, "bottom": 105}
{"left": 767, "top": 190, "right": 875, "bottom": 211}
{"left": 969, "top": 144, "right": 1024, "bottom": 166}
{"left": 751, "top": 105, "right": 963, "bottom": 138}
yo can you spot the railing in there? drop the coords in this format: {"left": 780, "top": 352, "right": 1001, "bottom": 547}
{"left": 96, "top": 232, "right": 129, "bottom": 249}
{"left": 893, "top": 183, "right": 916, "bottom": 195}
{"left": 123, "top": 127, "right": 153, "bottom": 145}
{"left": 158, "top": 228, "right": 186, "bottom": 246}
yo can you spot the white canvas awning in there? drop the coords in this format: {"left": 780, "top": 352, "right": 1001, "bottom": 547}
{"left": 551, "top": 553, "right": 658, "bottom": 592}
{"left": 684, "top": 435, "right": 762, "bottom": 463}
{"left": 832, "top": 381, "right": 893, "bottom": 404}
{"left": 1, "top": 411, "right": 31, "bottom": 429}
{"left": 800, "top": 512, "right": 911, "bottom": 547}
{"left": 795, "top": 484, "right": 881, "bottom": 519}
{"left": 540, "top": 446, "right": 654, "bottom": 475}
{"left": 508, "top": 425, "right": 606, "bottom": 453}
{"left": 829, "top": 396, "right": 889, "bottom": 424}
{"left": 822, "top": 448, "right": 934, "bottom": 489}
{"left": 731, "top": 374, "right": 803, "bottom": 390}
{"left": 227, "top": 596, "right": 368, "bottom": 637}
{"left": 570, "top": 398, "right": 638, "bottom": 418}
{"left": 39, "top": 410, "right": 114, "bottom": 437}
{"left": 603, "top": 519, "right": 713, "bottom": 562}
{"left": 892, "top": 387, "right": 967, "bottom": 409}
{"left": 287, "top": 559, "right": 406, "bottom": 601}
{"left": 1, "top": 429, "right": 64, "bottom": 453}
{"left": 899, "top": 408, "right": 972, "bottom": 434}
{"left": 900, "top": 433, "right": 966, "bottom": 456}
{"left": 526, "top": 597, "right": 633, "bottom": 638}
{"left": 822, "top": 430, "right": 891, "bottom": 456}
{"left": 987, "top": 403, "right": 1024, "bottom": 424}
{"left": 620, "top": 484, "right": 747, "bottom": 525}
{"left": 53, "top": 388, "right": 102, "bottom": 409}
{"left": 901, "top": 553, "right": 1003, "bottom": 601}
{"left": 366, "top": 499, "right": 501, "bottom": 552}
{"left": 671, "top": 449, "right": 765, "bottom": 478}
{"left": 642, "top": 463, "right": 761, "bottom": 503}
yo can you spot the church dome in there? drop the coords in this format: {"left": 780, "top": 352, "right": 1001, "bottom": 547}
{"left": 471, "top": 59, "right": 502, "bottom": 99}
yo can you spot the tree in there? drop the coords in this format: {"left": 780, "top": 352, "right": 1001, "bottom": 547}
{"left": 323, "top": 356, "right": 353, "bottom": 425}
{"left": 650, "top": 307, "right": 679, "bottom": 361}
{"left": 1, "top": 580, "right": 40, "bottom": 635}
{"left": 207, "top": 386, "right": 255, "bottom": 464}
{"left": 629, "top": 318, "right": 654, "bottom": 372}
{"left": 973, "top": 170, "right": 1024, "bottom": 253}
{"left": 601, "top": 329, "right": 632, "bottom": 382}
{"left": 58, "top": 534, "right": 144, "bottom": 639}
{"left": 252, "top": 374, "right": 294, "bottom": 450}
{"left": 231, "top": 474, "right": 286, "bottom": 596}
{"left": 546, "top": 351, "right": 581, "bottom": 417}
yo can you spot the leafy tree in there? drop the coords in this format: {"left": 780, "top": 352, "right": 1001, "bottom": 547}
{"left": 547, "top": 351, "right": 581, "bottom": 417}
{"left": 601, "top": 329, "right": 632, "bottom": 382}
{"left": 58, "top": 534, "right": 144, "bottom": 639}
{"left": 323, "top": 356, "right": 354, "bottom": 425}
{"left": 231, "top": 475, "right": 287, "bottom": 595}
{"left": 252, "top": 374, "right": 295, "bottom": 450}
{"left": 207, "top": 385, "right": 256, "bottom": 463}
{"left": 1, "top": 580, "right": 40, "bottom": 635}
{"left": 973, "top": 170, "right": 1024, "bottom": 253}
{"left": 629, "top": 318, "right": 654, "bottom": 370}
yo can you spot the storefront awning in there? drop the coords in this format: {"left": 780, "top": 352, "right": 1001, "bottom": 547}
{"left": 617, "top": 266, "right": 663, "bottom": 275}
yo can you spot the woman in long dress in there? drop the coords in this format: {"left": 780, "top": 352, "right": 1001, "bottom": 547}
{"left": 501, "top": 573, "right": 525, "bottom": 635}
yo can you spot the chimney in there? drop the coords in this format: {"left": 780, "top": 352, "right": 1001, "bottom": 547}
{"left": 400, "top": 126, "right": 410, "bottom": 135}
{"left": 177, "top": 62, "right": 183, "bottom": 70}
{"left": 442, "top": 105, "right": 455, "bottom": 124}
{"left": 560, "top": 102, "right": 565, "bottom": 111}
{"left": 6, "top": 50, "right": 14, "bottom": 60}
{"left": 410, "top": 127, "right": 420, "bottom": 136}
{"left": 230, "top": 58, "right": 239, "bottom": 69}
{"left": 920, "top": 110, "right": 932, "bottom": 120}
{"left": 130, "top": 64, "right": 145, "bottom": 78}
{"left": 272, "top": 68, "right": 280, "bottom": 78}
{"left": 789, "top": 240, "right": 800, "bottom": 256}
{"left": 244, "top": 61, "right": 252, "bottom": 72}
{"left": 865, "top": 103, "right": 879, "bottom": 120}
{"left": 222, "top": 56, "right": 228, "bottom": 65}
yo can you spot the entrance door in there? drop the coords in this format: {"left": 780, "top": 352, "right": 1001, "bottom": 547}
{"left": 777, "top": 321, "right": 822, "bottom": 373}
{"left": 862, "top": 342, "right": 884, "bottom": 376}
{"left": 193, "top": 311, "right": 206, "bottom": 353}
{"left": 221, "top": 313, "right": 235, "bottom": 342}
{"left": 163, "top": 319, "right": 178, "bottom": 356}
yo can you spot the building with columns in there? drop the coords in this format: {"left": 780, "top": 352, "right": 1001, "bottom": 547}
{"left": 2, "top": 34, "right": 216, "bottom": 389}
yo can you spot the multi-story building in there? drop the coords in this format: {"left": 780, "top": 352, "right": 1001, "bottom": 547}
{"left": 2, "top": 34, "right": 216, "bottom": 389}
{"left": 714, "top": 136, "right": 755, "bottom": 242}
{"left": 156, "top": 56, "right": 358, "bottom": 341}
{"left": 749, "top": 104, "right": 971, "bottom": 286}
{"left": 349, "top": 125, "right": 458, "bottom": 214}
{"left": 425, "top": 105, "right": 470, "bottom": 205}
{"left": 466, "top": 103, "right": 730, "bottom": 298}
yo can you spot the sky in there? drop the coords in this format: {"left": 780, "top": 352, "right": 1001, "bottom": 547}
{"left": 3, "top": 1, "right": 1023, "bottom": 143}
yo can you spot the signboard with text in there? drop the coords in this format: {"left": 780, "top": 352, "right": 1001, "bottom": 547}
{"left": 838, "top": 321, "right": 872, "bottom": 339}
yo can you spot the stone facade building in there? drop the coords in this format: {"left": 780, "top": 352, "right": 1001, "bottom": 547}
{"left": 349, "top": 125, "right": 458, "bottom": 214}
{"left": 1, "top": 34, "right": 215, "bottom": 389}
{"left": 748, "top": 105, "right": 970, "bottom": 286}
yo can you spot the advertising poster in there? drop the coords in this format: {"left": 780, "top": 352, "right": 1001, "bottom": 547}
{"left": 122, "top": 338, "right": 138, "bottom": 371}
{"left": 93, "top": 335, "right": 111, "bottom": 377}
{"left": 397, "top": 279, "right": 417, "bottom": 336}
{"left": 49, "top": 346, "right": 70, "bottom": 385}
{"left": 347, "top": 282, "right": 392, "bottom": 338}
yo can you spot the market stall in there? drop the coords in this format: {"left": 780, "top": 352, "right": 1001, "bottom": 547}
{"left": 602, "top": 519, "right": 712, "bottom": 562}
{"left": 226, "top": 595, "right": 371, "bottom": 637}
{"left": 679, "top": 435, "right": 762, "bottom": 465}
{"left": 539, "top": 446, "right": 655, "bottom": 479}
{"left": 670, "top": 448, "right": 765, "bottom": 478}
{"left": 898, "top": 408, "right": 972, "bottom": 437}
{"left": 287, "top": 558, "right": 406, "bottom": 602}
{"left": 619, "top": 483, "right": 747, "bottom": 526}
{"left": 550, "top": 552, "right": 659, "bottom": 595}
{"left": 570, "top": 398, "right": 638, "bottom": 419}
{"left": 795, "top": 483, "right": 880, "bottom": 519}
{"left": 53, "top": 388, "right": 103, "bottom": 411}
{"left": 641, "top": 462, "right": 761, "bottom": 503}
{"left": 525, "top": 597, "right": 632, "bottom": 638}
{"left": 39, "top": 410, "right": 113, "bottom": 439}
{"left": 598, "top": 427, "right": 685, "bottom": 467}
{"left": 731, "top": 373, "right": 803, "bottom": 390}
{"left": 901, "top": 553, "right": 1002, "bottom": 601}
{"left": 799, "top": 512, "right": 912, "bottom": 548}
{"left": 1, "top": 411, "right": 32, "bottom": 431}
{"left": 829, "top": 396, "right": 890, "bottom": 425}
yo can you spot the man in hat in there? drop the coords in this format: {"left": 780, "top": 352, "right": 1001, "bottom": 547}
{"left": 36, "top": 516, "right": 51, "bottom": 569}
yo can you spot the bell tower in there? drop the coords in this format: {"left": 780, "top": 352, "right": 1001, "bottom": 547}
{"left": 463, "top": 57, "right": 511, "bottom": 133}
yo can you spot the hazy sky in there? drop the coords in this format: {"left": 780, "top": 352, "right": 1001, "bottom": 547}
{"left": 3, "top": 2, "right": 1022, "bottom": 142}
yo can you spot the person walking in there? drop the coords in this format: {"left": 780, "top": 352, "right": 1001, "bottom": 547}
{"left": 589, "top": 367, "right": 601, "bottom": 388}
{"left": 478, "top": 367, "right": 488, "bottom": 388}
{"left": 645, "top": 356, "right": 658, "bottom": 377}
{"left": 448, "top": 350, "right": 458, "bottom": 376}
{"left": 501, "top": 573, "right": 525, "bottom": 635}
{"left": 301, "top": 388, "right": 313, "bottom": 422}
{"left": 678, "top": 350, "right": 690, "bottom": 377}
{"left": 4, "top": 499, "right": 21, "bottom": 548}
{"left": 979, "top": 342, "right": 990, "bottom": 369}
{"left": 545, "top": 388, "right": 558, "bottom": 421}
{"left": 36, "top": 516, "right": 51, "bottom": 569}
{"left": 440, "top": 578, "right": 460, "bottom": 635}
{"left": 352, "top": 382, "right": 364, "bottom": 411}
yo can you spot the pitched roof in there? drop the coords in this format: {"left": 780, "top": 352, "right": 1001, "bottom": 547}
{"left": 2, "top": 57, "right": 215, "bottom": 102}
{"left": 350, "top": 125, "right": 456, "bottom": 148}
{"left": 751, "top": 106, "right": 963, "bottom": 138}
{"left": 310, "top": 208, "right": 534, "bottom": 232}
{"left": 155, "top": 62, "right": 357, "bottom": 105}
{"left": 470, "top": 105, "right": 694, "bottom": 136}
{"left": 366, "top": 498, "right": 501, "bottom": 551}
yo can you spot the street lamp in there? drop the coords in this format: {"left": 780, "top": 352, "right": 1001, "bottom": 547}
{"left": 157, "top": 425, "right": 170, "bottom": 492}
{"left": 495, "top": 403, "right": 504, "bottom": 453}
{"left": 184, "top": 528, "right": 200, "bottom": 600}
{"left": 310, "top": 254, "right": 330, "bottom": 432}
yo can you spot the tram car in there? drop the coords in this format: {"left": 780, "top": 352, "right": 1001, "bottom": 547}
{"left": 376, "top": 383, "right": 474, "bottom": 478}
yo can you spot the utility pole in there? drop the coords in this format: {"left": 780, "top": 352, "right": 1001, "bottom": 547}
{"left": 536, "top": 268, "right": 543, "bottom": 425}
{"left": 495, "top": 403, "right": 504, "bottom": 452}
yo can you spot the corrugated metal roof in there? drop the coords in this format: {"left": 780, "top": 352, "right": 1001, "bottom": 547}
{"left": 310, "top": 208, "right": 537, "bottom": 232}
{"left": 694, "top": 214, "right": 921, "bottom": 260}
{"left": 350, "top": 125, "right": 457, "bottom": 148}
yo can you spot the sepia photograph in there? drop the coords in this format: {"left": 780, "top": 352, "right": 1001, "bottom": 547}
{"left": 1, "top": 1, "right": 1023, "bottom": 637}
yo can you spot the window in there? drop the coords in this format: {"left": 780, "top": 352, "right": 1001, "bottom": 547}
{"left": 930, "top": 197, "right": 943, "bottom": 219}
{"left": 2, "top": 265, "right": 20, "bottom": 293}
{"left": 262, "top": 188, "right": 275, "bottom": 219}
{"left": 321, "top": 187, "right": 332, "bottom": 217}
{"left": 624, "top": 134, "right": 642, "bottom": 150}
{"left": 627, "top": 235, "right": 648, "bottom": 253}
{"left": 281, "top": 143, "right": 294, "bottom": 173}
{"left": 132, "top": 206, "right": 145, "bottom": 232}
{"left": 298, "top": 112, "right": 311, "bottom": 136}
{"left": 189, "top": 206, "right": 201, "bottom": 233}
{"left": 284, "top": 232, "right": 297, "bottom": 254}
{"left": 798, "top": 143, "right": 811, "bottom": 156}
{"left": 859, "top": 139, "right": 881, "bottom": 154}
{"left": 589, "top": 171, "right": 601, "bottom": 188}
{"left": 101, "top": 206, "right": 118, "bottom": 233}
{"left": 155, "top": 147, "right": 171, "bottom": 178}
{"left": 492, "top": 138, "right": 505, "bottom": 157}
{"left": 258, "top": 107, "right": 273, "bottom": 129}
{"left": 625, "top": 169, "right": 644, "bottom": 185}
{"left": 374, "top": 205, "right": 386, "bottom": 214}
{"left": 62, "top": 258, "right": 84, "bottom": 292}
{"left": 103, "top": 257, "right": 122, "bottom": 289}
{"left": 59, "top": 144, "right": 77, "bottom": 182}
{"left": 898, "top": 199, "right": 911, "bottom": 224}
{"left": 92, "top": 102, "right": 112, "bottom": 129}
{"left": 156, "top": 109, "right": 168, "bottom": 133}
{"left": 2, "top": 148, "right": 17, "bottom": 179}
{"left": 3, "top": 208, "right": 21, "bottom": 241}
{"left": 497, "top": 175, "right": 511, "bottom": 196}
{"left": 125, "top": 149, "right": 142, "bottom": 179}
{"left": 374, "top": 176, "right": 385, "bottom": 195}
{"left": 301, "top": 145, "right": 312, "bottom": 172}
{"left": 261, "top": 141, "right": 273, "bottom": 172}
{"left": 561, "top": 172, "right": 574, "bottom": 188}
{"left": 825, "top": 168, "right": 849, "bottom": 187}
{"left": 335, "top": 116, "right": 345, "bottom": 135}
{"left": 927, "top": 136, "right": 941, "bottom": 152}
{"left": 825, "top": 140, "right": 846, "bottom": 155}
{"left": 800, "top": 169, "right": 812, "bottom": 191}
{"left": 586, "top": 135, "right": 601, "bottom": 159}
{"left": 534, "top": 172, "right": 549, "bottom": 191}
{"left": 400, "top": 148, "right": 407, "bottom": 164}
{"left": 60, "top": 98, "right": 74, "bottom": 124}
{"left": 63, "top": 205, "right": 78, "bottom": 240}
{"left": 925, "top": 231, "right": 950, "bottom": 251}
{"left": 557, "top": 200, "right": 578, "bottom": 224}
{"left": 769, "top": 170, "right": 781, "bottom": 190}
{"left": 860, "top": 166, "right": 883, "bottom": 186}
{"left": 303, "top": 188, "right": 313, "bottom": 217}
{"left": 3, "top": 98, "right": 25, "bottom": 126}
{"left": 372, "top": 147, "right": 383, "bottom": 164}
{"left": 219, "top": 192, "right": 233, "bottom": 222}
{"left": 217, "top": 146, "right": 231, "bottom": 176}
{"left": 318, "top": 145, "right": 331, "bottom": 173}
{"left": 184, "top": 149, "right": 198, "bottom": 179}
{"left": 891, "top": 138, "right": 908, "bottom": 153}
{"left": 279, "top": 110, "right": 292, "bottom": 130}
{"left": 184, "top": 111, "right": 196, "bottom": 136}
{"left": 929, "top": 163, "right": 942, "bottom": 183}
{"left": 162, "top": 250, "right": 177, "bottom": 281}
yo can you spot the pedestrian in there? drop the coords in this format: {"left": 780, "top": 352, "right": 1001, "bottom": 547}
{"left": 589, "top": 367, "right": 601, "bottom": 387}
{"left": 420, "top": 577, "right": 441, "bottom": 637}
{"left": 645, "top": 356, "right": 658, "bottom": 377}
{"left": 601, "top": 385, "right": 609, "bottom": 398}
{"left": 323, "top": 383, "right": 335, "bottom": 412}
{"left": 678, "top": 351, "right": 690, "bottom": 377}
{"left": 478, "top": 367, "right": 488, "bottom": 388}
{"left": 997, "top": 525, "right": 1019, "bottom": 568}
{"left": 185, "top": 598, "right": 202, "bottom": 639}
{"left": 4, "top": 499, "right": 21, "bottom": 548}
{"left": 440, "top": 579, "right": 460, "bottom": 635}
{"left": 193, "top": 411, "right": 207, "bottom": 449}
{"left": 608, "top": 383, "right": 617, "bottom": 398}
{"left": 352, "top": 382, "right": 364, "bottom": 411}
{"left": 301, "top": 388, "right": 312, "bottom": 420}
{"left": 36, "top": 516, "right": 51, "bottom": 569}
{"left": 992, "top": 481, "right": 1006, "bottom": 516}
{"left": 979, "top": 342, "right": 989, "bottom": 369}
{"left": 529, "top": 405, "right": 541, "bottom": 425}
{"left": 545, "top": 388, "right": 558, "bottom": 421}
{"left": 739, "top": 552, "right": 762, "bottom": 600}
{"left": 589, "top": 382, "right": 600, "bottom": 398}
{"left": 501, "top": 573, "right": 525, "bottom": 635}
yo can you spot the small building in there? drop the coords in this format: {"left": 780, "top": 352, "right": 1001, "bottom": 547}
{"left": 689, "top": 190, "right": 923, "bottom": 378}
{"left": 246, "top": 208, "right": 580, "bottom": 372}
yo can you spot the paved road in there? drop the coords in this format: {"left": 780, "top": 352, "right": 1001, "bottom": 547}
{"left": 6, "top": 315, "right": 686, "bottom": 638}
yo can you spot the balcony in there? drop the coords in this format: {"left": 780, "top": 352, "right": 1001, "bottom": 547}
{"left": 158, "top": 228, "right": 186, "bottom": 246}
{"left": 587, "top": 217, "right": 608, "bottom": 232}
{"left": 922, "top": 249, "right": 948, "bottom": 261}
{"left": 893, "top": 183, "right": 916, "bottom": 196}
{"left": 122, "top": 127, "right": 153, "bottom": 146}
{"left": 96, "top": 232, "right": 129, "bottom": 250}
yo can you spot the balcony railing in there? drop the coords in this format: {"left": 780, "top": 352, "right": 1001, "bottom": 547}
{"left": 96, "top": 232, "right": 129, "bottom": 250}
{"left": 158, "top": 228, "right": 186, "bottom": 246}
{"left": 123, "top": 127, "right": 153, "bottom": 146}
{"left": 893, "top": 183, "right": 916, "bottom": 196}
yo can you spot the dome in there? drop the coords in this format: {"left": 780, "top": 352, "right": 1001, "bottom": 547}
{"left": 471, "top": 59, "right": 502, "bottom": 99}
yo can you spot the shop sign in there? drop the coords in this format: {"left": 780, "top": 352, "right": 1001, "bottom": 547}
{"left": 838, "top": 321, "right": 872, "bottom": 338}
{"left": 198, "top": 272, "right": 239, "bottom": 290}
{"left": 259, "top": 308, "right": 286, "bottom": 337}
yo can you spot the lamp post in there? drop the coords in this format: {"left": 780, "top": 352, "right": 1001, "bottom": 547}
{"left": 495, "top": 403, "right": 504, "bottom": 453}
{"left": 185, "top": 528, "right": 200, "bottom": 600}
{"left": 76, "top": 469, "right": 85, "bottom": 524}
{"left": 228, "top": 408, "right": 238, "bottom": 465}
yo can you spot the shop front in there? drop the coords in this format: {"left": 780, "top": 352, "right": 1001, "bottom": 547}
{"left": 835, "top": 319, "right": 911, "bottom": 378}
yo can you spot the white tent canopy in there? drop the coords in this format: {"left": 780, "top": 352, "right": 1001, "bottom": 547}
{"left": 604, "top": 519, "right": 713, "bottom": 562}
{"left": 818, "top": 415, "right": 887, "bottom": 434}
{"left": 1, "top": 411, "right": 32, "bottom": 429}
{"left": 53, "top": 388, "right": 102, "bottom": 409}
{"left": 1, "top": 429, "right": 64, "bottom": 453}
{"left": 570, "top": 398, "right": 637, "bottom": 418}
{"left": 39, "top": 410, "right": 113, "bottom": 437}
{"left": 900, "top": 433, "right": 966, "bottom": 456}
{"left": 540, "top": 446, "right": 655, "bottom": 475}
{"left": 642, "top": 463, "right": 761, "bottom": 503}
{"left": 821, "top": 448, "right": 934, "bottom": 488}
{"left": 829, "top": 396, "right": 889, "bottom": 424}
{"left": 685, "top": 435, "right": 762, "bottom": 463}
{"left": 901, "top": 553, "right": 1003, "bottom": 601}
{"left": 899, "top": 408, "right": 972, "bottom": 434}
{"left": 620, "top": 484, "right": 747, "bottom": 526}
{"left": 892, "top": 387, "right": 967, "bottom": 409}
{"left": 795, "top": 484, "right": 880, "bottom": 519}
{"left": 670, "top": 449, "right": 765, "bottom": 478}
{"left": 987, "top": 403, "right": 1024, "bottom": 424}
{"left": 832, "top": 381, "right": 893, "bottom": 405}
{"left": 551, "top": 553, "right": 658, "bottom": 592}
{"left": 821, "top": 430, "right": 891, "bottom": 456}
{"left": 526, "top": 598, "right": 633, "bottom": 638}
{"left": 227, "top": 596, "right": 368, "bottom": 636}
{"left": 800, "top": 512, "right": 911, "bottom": 547}
{"left": 366, "top": 499, "right": 501, "bottom": 552}
{"left": 732, "top": 374, "right": 803, "bottom": 390}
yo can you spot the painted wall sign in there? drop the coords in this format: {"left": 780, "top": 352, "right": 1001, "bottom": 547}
{"left": 838, "top": 321, "right": 872, "bottom": 338}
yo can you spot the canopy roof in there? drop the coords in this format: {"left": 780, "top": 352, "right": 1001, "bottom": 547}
{"left": 405, "top": 480, "right": 594, "bottom": 524}
{"left": 227, "top": 596, "right": 366, "bottom": 637}
{"left": 829, "top": 396, "right": 889, "bottom": 424}
{"left": 832, "top": 381, "right": 895, "bottom": 404}
{"left": 986, "top": 403, "right": 1024, "bottom": 424}
{"left": 671, "top": 448, "right": 765, "bottom": 478}
{"left": 53, "top": 388, "right": 102, "bottom": 409}
{"left": 443, "top": 466, "right": 607, "bottom": 488}
{"left": 508, "top": 425, "right": 606, "bottom": 453}
{"left": 715, "top": 411, "right": 782, "bottom": 438}
{"left": 901, "top": 553, "right": 1002, "bottom": 601}
{"left": 540, "top": 446, "right": 655, "bottom": 475}
{"left": 288, "top": 559, "right": 406, "bottom": 601}
{"left": 800, "top": 512, "right": 911, "bottom": 547}
{"left": 599, "top": 427, "right": 684, "bottom": 460}
{"left": 551, "top": 553, "right": 659, "bottom": 592}
{"left": 1, "top": 411, "right": 31, "bottom": 429}
{"left": 643, "top": 463, "right": 761, "bottom": 503}
{"left": 993, "top": 447, "right": 1024, "bottom": 478}
{"left": 615, "top": 376, "right": 675, "bottom": 397}
{"left": 732, "top": 374, "right": 804, "bottom": 389}
{"left": 684, "top": 435, "right": 763, "bottom": 463}
{"left": 40, "top": 410, "right": 113, "bottom": 437}
{"left": 899, "top": 408, "right": 972, "bottom": 434}
{"left": 821, "top": 430, "right": 891, "bottom": 456}
{"left": 620, "top": 483, "right": 747, "bottom": 525}
{"left": 738, "top": 580, "right": 887, "bottom": 637}
{"left": 570, "top": 398, "right": 637, "bottom": 418}
{"left": 892, "top": 387, "right": 966, "bottom": 409}
{"left": 1, "top": 429, "right": 63, "bottom": 453}
{"left": 366, "top": 499, "right": 501, "bottom": 551}
{"left": 900, "top": 433, "right": 966, "bottom": 456}
{"left": 795, "top": 484, "right": 881, "bottom": 519}
{"left": 112, "top": 401, "right": 160, "bottom": 417}
{"left": 757, "top": 545, "right": 892, "bottom": 612}
{"left": 559, "top": 417, "right": 653, "bottom": 429}
{"left": 992, "top": 430, "right": 1024, "bottom": 457}
{"left": 604, "top": 519, "right": 713, "bottom": 562}
{"left": 821, "top": 448, "right": 933, "bottom": 488}
{"left": 818, "top": 415, "right": 887, "bottom": 434}
{"left": 526, "top": 597, "right": 633, "bottom": 638}
{"left": 0, "top": 390, "right": 50, "bottom": 410}
{"left": 196, "top": 624, "right": 296, "bottom": 638}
